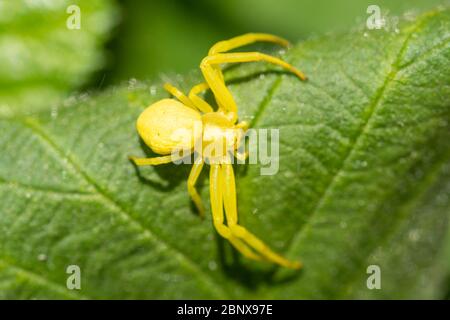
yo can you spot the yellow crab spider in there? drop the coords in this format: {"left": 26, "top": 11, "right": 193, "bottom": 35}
{"left": 129, "top": 33, "right": 306, "bottom": 269}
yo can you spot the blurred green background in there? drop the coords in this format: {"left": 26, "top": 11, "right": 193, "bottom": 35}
{"left": 98, "top": 0, "right": 448, "bottom": 86}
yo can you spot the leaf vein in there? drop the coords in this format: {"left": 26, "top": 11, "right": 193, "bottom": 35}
{"left": 343, "top": 147, "right": 450, "bottom": 296}
{"left": 0, "top": 178, "right": 97, "bottom": 199}
{"left": 283, "top": 11, "right": 440, "bottom": 256}
{"left": 0, "top": 258, "right": 88, "bottom": 299}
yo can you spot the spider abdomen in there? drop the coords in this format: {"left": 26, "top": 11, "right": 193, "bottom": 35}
{"left": 136, "top": 99, "right": 202, "bottom": 155}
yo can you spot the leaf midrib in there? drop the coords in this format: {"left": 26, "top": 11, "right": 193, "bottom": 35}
{"left": 283, "top": 11, "right": 442, "bottom": 256}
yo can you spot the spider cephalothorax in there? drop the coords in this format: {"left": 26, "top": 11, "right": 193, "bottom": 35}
{"left": 130, "top": 33, "right": 306, "bottom": 269}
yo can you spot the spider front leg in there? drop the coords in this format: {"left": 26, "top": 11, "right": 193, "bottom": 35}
{"left": 210, "top": 164, "right": 262, "bottom": 261}
{"left": 192, "top": 33, "right": 294, "bottom": 115}
{"left": 188, "top": 83, "right": 214, "bottom": 113}
{"left": 165, "top": 82, "right": 215, "bottom": 114}
{"left": 163, "top": 83, "right": 198, "bottom": 110}
{"left": 208, "top": 33, "right": 291, "bottom": 55}
{"left": 221, "top": 163, "right": 302, "bottom": 269}
{"left": 200, "top": 52, "right": 306, "bottom": 122}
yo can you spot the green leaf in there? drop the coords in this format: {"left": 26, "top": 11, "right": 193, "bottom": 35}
{"left": 0, "top": 7, "right": 449, "bottom": 299}
{"left": 0, "top": 0, "right": 118, "bottom": 115}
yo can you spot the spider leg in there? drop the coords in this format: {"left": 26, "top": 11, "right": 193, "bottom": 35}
{"left": 192, "top": 32, "right": 291, "bottom": 104}
{"left": 221, "top": 163, "right": 302, "bottom": 269}
{"left": 210, "top": 164, "right": 263, "bottom": 261}
{"left": 208, "top": 33, "right": 290, "bottom": 55}
{"left": 200, "top": 61, "right": 238, "bottom": 122}
{"left": 188, "top": 83, "right": 214, "bottom": 113}
{"left": 190, "top": 69, "right": 230, "bottom": 115}
{"left": 235, "top": 121, "right": 249, "bottom": 130}
{"left": 129, "top": 155, "right": 174, "bottom": 166}
{"left": 203, "top": 52, "right": 306, "bottom": 81}
{"left": 187, "top": 157, "right": 206, "bottom": 218}
{"left": 165, "top": 82, "right": 215, "bottom": 113}
{"left": 200, "top": 52, "right": 306, "bottom": 122}
{"left": 163, "top": 83, "right": 198, "bottom": 111}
